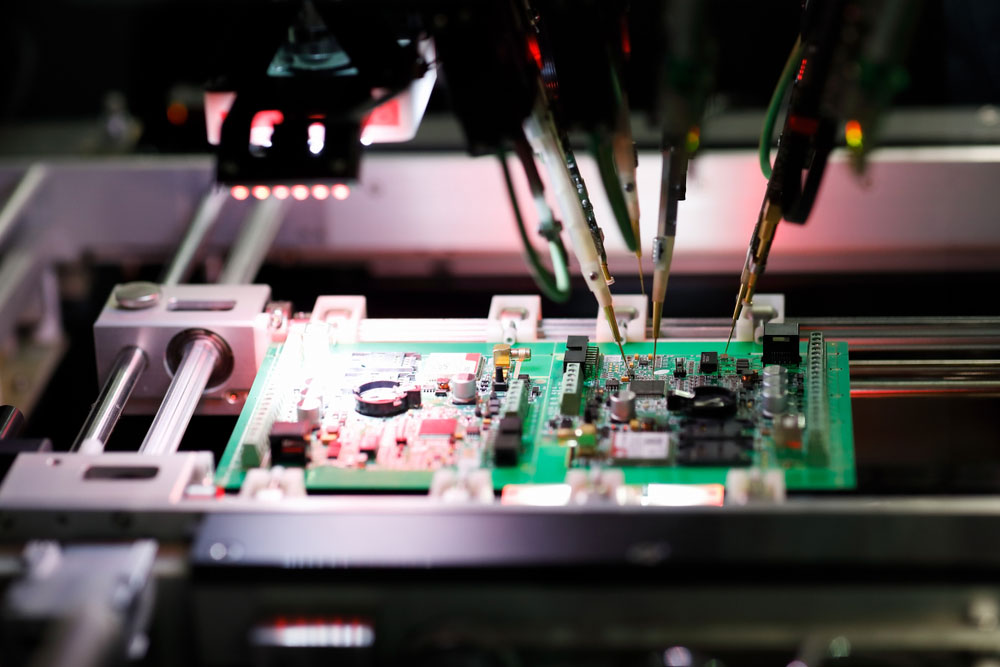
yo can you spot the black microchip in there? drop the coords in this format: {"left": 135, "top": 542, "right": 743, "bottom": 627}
{"left": 269, "top": 421, "right": 311, "bottom": 465}
{"left": 736, "top": 358, "right": 750, "bottom": 373}
{"left": 628, "top": 379, "right": 666, "bottom": 397}
{"left": 675, "top": 440, "right": 752, "bottom": 466}
{"left": 494, "top": 433, "right": 520, "bottom": 466}
{"left": 498, "top": 416, "right": 523, "bottom": 435}
{"left": 700, "top": 351, "right": 718, "bottom": 374}
{"left": 762, "top": 322, "right": 801, "bottom": 365}
{"left": 674, "top": 358, "right": 687, "bottom": 378}
{"left": 675, "top": 419, "right": 753, "bottom": 466}
{"left": 667, "top": 386, "right": 737, "bottom": 419}
{"left": 605, "top": 378, "right": 620, "bottom": 390}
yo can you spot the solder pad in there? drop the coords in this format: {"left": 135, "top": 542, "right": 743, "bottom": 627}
{"left": 216, "top": 332, "right": 854, "bottom": 492}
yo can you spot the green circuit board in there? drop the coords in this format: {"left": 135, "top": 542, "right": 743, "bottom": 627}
{"left": 216, "top": 325, "right": 854, "bottom": 494}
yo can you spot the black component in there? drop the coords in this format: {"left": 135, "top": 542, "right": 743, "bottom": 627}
{"left": 434, "top": 391, "right": 447, "bottom": 397}
{"left": 583, "top": 407, "right": 596, "bottom": 423}
{"left": 563, "top": 349, "right": 587, "bottom": 371}
{"left": 404, "top": 387, "right": 421, "bottom": 409}
{"left": 355, "top": 380, "right": 414, "bottom": 417}
{"left": 674, "top": 358, "right": 687, "bottom": 378}
{"left": 584, "top": 346, "right": 600, "bottom": 372}
{"left": 605, "top": 378, "right": 620, "bottom": 390}
{"left": 628, "top": 379, "right": 666, "bottom": 397}
{"left": 518, "top": 373, "right": 531, "bottom": 383}
{"left": 0, "top": 438, "right": 51, "bottom": 482}
{"left": 667, "top": 391, "right": 691, "bottom": 412}
{"left": 499, "top": 416, "right": 523, "bottom": 435}
{"left": 494, "top": 416, "right": 523, "bottom": 466}
{"left": 762, "top": 322, "right": 802, "bottom": 365}
{"left": 700, "top": 351, "right": 719, "bottom": 374}
{"left": 675, "top": 419, "right": 753, "bottom": 466}
{"left": 493, "top": 433, "right": 520, "bottom": 467}
{"left": 559, "top": 417, "right": 573, "bottom": 429}
{"left": 742, "top": 372, "right": 759, "bottom": 389}
{"left": 564, "top": 335, "right": 591, "bottom": 371}
{"left": 269, "top": 421, "right": 311, "bottom": 465}
{"left": 639, "top": 356, "right": 649, "bottom": 367}
{"left": 691, "top": 386, "right": 738, "bottom": 419}
{"left": 492, "top": 367, "right": 508, "bottom": 392}
{"left": 736, "top": 358, "right": 751, "bottom": 374}
{"left": 669, "top": 386, "right": 738, "bottom": 419}
{"left": 675, "top": 439, "right": 753, "bottom": 466}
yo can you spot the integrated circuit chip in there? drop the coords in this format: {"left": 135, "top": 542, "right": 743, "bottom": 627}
{"left": 627, "top": 379, "right": 665, "bottom": 397}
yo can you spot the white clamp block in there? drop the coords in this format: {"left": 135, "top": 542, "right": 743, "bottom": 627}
{"left": 734, "top": 293, "right": 786, "bottom": 344}
{"left": 596, "top": 295, "right": 648, "bottom": 343}
{"left": 725, "top": 468, "right": 786, "bottom": 505}
{"left": 310, "top": 296, "right": 367, "bottom": 343}
{"left": 487, "top": 295, "right": 541, "bottom": 343}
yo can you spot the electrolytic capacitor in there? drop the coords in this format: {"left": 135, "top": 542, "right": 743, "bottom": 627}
{"left": 609, "top": 390, "right": 637, "bottom": 422}
{"left": 297, "top": 396, "right": 322, "bottom": 426}
{"left": 761, "top": 365, "right": 788, "bottom": 416}
{"left": 451, "top": 373, "right": 478, "bottom": 404}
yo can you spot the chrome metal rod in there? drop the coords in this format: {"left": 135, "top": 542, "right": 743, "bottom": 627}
{"left": 218, "top": 197, "right": 287, "bottom": 284}
{"left": 161, "top": 188, "right": 228, "bottom": 286}
{"left": 139, "top": 338, "right": 219, "bottom": 456}
{"left": 0, "top": 165, "right": 46, "bottom": 247}
{"left": 72, "top": 346, "right": 148, "bottom": 453}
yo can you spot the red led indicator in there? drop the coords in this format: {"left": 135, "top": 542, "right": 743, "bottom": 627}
{"left": 230, "top": 185, "right": 250, "bottom": 201}
{"left": 527, "top": 34, "right": 543, "bottom": 70}
{"left": 272, "top": 185, "right": 290, "bottom": 200}
{"left": 252, "top": 185, "right": 271, "bottom": 200}
{"left": 311, "top": 184, "right": 330, "bottom": 200}
{"left": 291, "top": 185, "right": 310, "bottom": 201}
{"left": 331, "top": 184, "right": 350, "bottom": 201}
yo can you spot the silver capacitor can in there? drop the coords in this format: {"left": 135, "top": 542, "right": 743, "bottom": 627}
{"left": 297, "top": 395, "right": 323, "bottom": 426}
{"left": 761, "top": 365, "right": 789, "bottom": 416}
{"left": 451, "top": 372, "right": 478, "bottom": 404}
{"left": 609, "top": 389, "right": 637, "bottom": 422}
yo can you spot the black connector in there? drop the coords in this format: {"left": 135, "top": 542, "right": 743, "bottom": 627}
{"left": 762, "top": 322, "right": 802, "bottom": 365}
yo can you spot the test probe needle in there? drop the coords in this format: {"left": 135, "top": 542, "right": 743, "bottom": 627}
{"left": 525, "top": 111, "right": 632, "bottom": 376}
{"left": 725, "top": 198, "right": 783, "bottom": 352}
{"left": 612, "top": 119, "right": 645, "bottom": 296}
{"left": 651, "top": 144, "right": 682, "bottom": 361}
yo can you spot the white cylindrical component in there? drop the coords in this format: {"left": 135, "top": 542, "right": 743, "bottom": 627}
{"left": 610, "top": 389, "right": 637, "bottom": 422}
{"left": 140, "top": 338, "right": 220, "bottom": 456}
{"left": 451, "top": 372, "right": 478, "bottom": 403}
{"left": 297, "top": 395, "right": 322, "bottom": 426}
{"left": 762, "top": 365, "right": 789, "bottom": 416}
